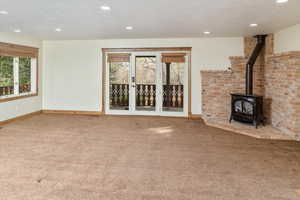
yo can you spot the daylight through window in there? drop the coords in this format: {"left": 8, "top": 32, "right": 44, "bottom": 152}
{"left": 0, "top": 43, "right": 38, "bottom": 100}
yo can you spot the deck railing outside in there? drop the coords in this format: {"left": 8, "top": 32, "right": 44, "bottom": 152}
{"left": 110, "top": 84, "right": 184, "bottom": 108}
{"left": 0, "top": 84, "right": 31, "bottom": 96}
{"left": 0, "top": 85, "right": 14, "bottom": 96}
{"left": 163, "top": 85, "right": 184, "bottom": 108}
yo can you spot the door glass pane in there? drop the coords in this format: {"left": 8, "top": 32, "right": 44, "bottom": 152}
{"left": 162, "top": 62, "right": 184, "bottom": 112}
{"left": 135, "top": 56, "right": 156, "bottom": 111}
{"left": 19, "top": 57, "right": 31, "bottom": 94}
{"left": 0, "top": 56, "right": 14, "bottom": 97}
{"left": 109, "top": 62, "right": 129, "bottom": 110}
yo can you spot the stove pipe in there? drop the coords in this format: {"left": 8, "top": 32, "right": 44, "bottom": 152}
{"left": 245, "top": 35, "right": 268, "bottom": 95}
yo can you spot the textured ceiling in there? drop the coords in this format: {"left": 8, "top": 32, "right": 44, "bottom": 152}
{"left": 0, "top": 0, "right": 300, "bottom": 40}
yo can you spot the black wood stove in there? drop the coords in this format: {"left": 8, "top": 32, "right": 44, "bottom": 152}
{"left": 230, "top": 35, "right": 267, "bottom": 128}
{"left": 230, "top": 94, "right": 264, "bottom": 128}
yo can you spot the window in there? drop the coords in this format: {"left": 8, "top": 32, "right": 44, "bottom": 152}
{"left": 19, "top": 57, "right": 32, "bottom": 94}
{"left": 0, "top": 56, "right": 14, "bottom": 96}
{"left": 0, "top": 42, "right": 38, "bottom": 101}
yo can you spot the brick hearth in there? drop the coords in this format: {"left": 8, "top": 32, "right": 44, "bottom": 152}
{"left": 205, "top": 118, "right": 295, "bottom": 140}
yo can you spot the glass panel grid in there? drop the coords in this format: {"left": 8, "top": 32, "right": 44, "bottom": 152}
{"left": 109, "top": 62, "right": 130, "bottom": 110}
{"left": 135, "top": 56, "right": 156, "bottom": 111}
{"left": 0, "top": 56, "right": 14, "bottom": 96}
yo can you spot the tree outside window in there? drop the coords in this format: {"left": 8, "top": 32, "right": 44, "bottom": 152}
{"left": 19, "top": 57, "right": 31, "bottom": 93}
{"left": 0, "top": 56, "right": 14, "bottom": 96}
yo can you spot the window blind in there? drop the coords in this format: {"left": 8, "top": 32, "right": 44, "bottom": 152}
{"left": 161, "top": 53, "right": 186, "bottom": 63}
{"left": 0, "top": 42, "right": 38, "bottom": 58}
{"left": 107, "top": 53, "right": 131, "bottom": 62}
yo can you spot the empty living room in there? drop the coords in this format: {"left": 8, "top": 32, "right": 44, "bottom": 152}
{"left": 1, "top": 0, "right": 300, "bottom": 199}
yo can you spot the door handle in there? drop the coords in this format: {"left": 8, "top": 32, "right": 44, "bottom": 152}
{"left": 131, "top": 77, "right": 136, "bottom": 87}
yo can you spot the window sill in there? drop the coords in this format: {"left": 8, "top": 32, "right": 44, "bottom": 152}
{"left": 0, "top": 93, "right": 38, "bottom": 103}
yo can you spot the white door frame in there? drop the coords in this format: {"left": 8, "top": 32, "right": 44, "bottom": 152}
{"left": 104, "top": 51, "right": 189, "bottom": 117}
{"left": 130, "top": 51, "right": 160, "bottom": 116}
{"left": 104, "top": 51, "right": 132, "bottom": 115}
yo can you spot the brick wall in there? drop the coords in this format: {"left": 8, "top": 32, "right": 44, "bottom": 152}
{"left": 201, "top": 35, "right": 300, "bottom": 138}
{"left": 201, "top": 56, "right": 264, "bottom": 120}
{"left": 201, "top": 70, "right": 233, "bottom": 120}
{"left": 265, "top": 52, "right": 300, "bottom": 138}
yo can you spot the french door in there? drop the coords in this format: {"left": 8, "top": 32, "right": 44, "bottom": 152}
{"left": 105, "top": 51, "right": 188, "bottom": 117}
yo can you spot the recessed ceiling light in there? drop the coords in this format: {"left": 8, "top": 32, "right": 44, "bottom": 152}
{"left": 126, "top": 26, "right": 133, "bottom": 30}
{"left": 14, "top": 29, "right": 21, "bottom": 33}
{"left": 0, "top": 10, "right": 8, "bottom": 15}
{"left": 101, "top": 5, "right": 111, "bottom": 11}
{"left": 249, "top": 23, "right": 258, "bottom": 27}
{"left": 276, "top": 0, "right": 288, "bottom": 3}
{"left": 204, "top": 31, "right": 211, "bottom": 35}
{"left": 55, "top": 28, "right": 62, "bottom": 32}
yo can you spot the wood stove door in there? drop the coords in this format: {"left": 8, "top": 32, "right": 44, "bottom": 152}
{"left": 231, "top": 98, "right": 255, "bottom": 123}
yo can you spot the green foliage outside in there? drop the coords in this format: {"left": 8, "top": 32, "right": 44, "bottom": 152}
{"left": 19, "top": 58, "right": 31, "bottom": 86}
{"left": 0, "top": 56, "right": 14, "bottom": 87}
{"left": 0, "top": 56, "right": 31, "bottom": 87}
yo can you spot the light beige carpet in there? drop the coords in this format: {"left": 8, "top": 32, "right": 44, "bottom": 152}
{"left": 0, "top": 114, "right": 300, "bottom": 200}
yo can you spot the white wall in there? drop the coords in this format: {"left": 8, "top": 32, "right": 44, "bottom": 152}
{"left": 0, "top": 32, "right": 43, "bottom": 121}
{"left": 274, "top": 24, "right": 300, "bottom": 53}
{"left": 43, "top": 37, "right": 244, "bottom": 114}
